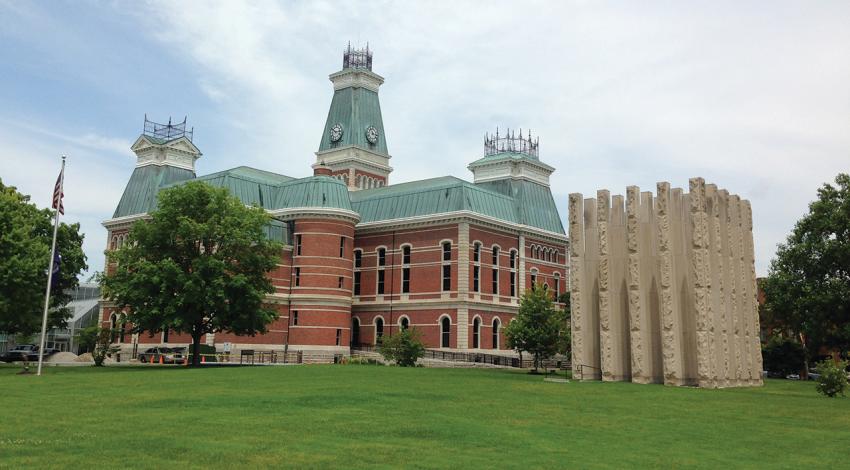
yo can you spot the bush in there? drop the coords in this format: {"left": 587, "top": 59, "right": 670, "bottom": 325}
{"left": 378, "top": 328, "right": 425, "bottom": 367}
{"left": 762, "top": 336, "right": 805, "bottom": 376}
{"left": 92, "top": 328, "right": 119, "bottom": 367}
{"left": 814, "top": 359, "right": 848, "bottom": 398}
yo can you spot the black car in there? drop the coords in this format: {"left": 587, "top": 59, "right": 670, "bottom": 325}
{"left": 137, "top": 347, "right": 184, "bottom": 364}
{"left": 0, "top": 344, "right": 58, "bottom": 362}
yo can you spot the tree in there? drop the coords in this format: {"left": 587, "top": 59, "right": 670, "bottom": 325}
{"left": 0, "top": 179, "right": 87, "bottom": 336}
{"left": 557, "top": 292, "right": 571, "bottom": 358}
{"left": 379, "top": 328, "right": 425, "bottom": 366}
{"left": 762, "top": 174, "right": 850, "bottom": 369}
{"left": 101, "top": 182, "right": 282, "bottom": 367}
{"left": 762, "top": 335, "right": 805, "bottom": 376}
{"left": 505, "top": 285, "right": 565, "bottom": 372}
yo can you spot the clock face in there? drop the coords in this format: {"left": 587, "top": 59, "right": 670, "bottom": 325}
{"left": 330, "top": 123, "right": 343, "bottom": 142}
{"left": 365, "top": 126, "right": 379, "bottom": 144}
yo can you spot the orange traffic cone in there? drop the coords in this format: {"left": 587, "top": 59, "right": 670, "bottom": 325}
{"left": 159, "top": 355, "right": 164, "bottom": 365}
{"left": 184, "top": 356, "right": 188, "bottom": 366}
{"left": 201, "top": 355, "right": 206, "bottom": 364}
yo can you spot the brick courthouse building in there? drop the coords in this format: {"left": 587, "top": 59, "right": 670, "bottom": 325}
{"left": 101, "top": 47, "right": 568, "bottom": 355}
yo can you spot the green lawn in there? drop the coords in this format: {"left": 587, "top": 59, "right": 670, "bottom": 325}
{"left": 1, "top": 365, "right": 847, "bottom": 469}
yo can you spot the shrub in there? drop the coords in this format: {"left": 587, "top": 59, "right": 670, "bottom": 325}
{"left": 815, "top": 359, "right": 848, "bottom": 398}
{"left": 92, "top": 328, "right": 118, "bottom": 367}
{"left": 378, "top": 328, "right": 425, "bottom": 367}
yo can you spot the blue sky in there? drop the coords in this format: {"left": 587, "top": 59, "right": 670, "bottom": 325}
{"left": 1, "top": 0, "right": 848, "bottom": 278}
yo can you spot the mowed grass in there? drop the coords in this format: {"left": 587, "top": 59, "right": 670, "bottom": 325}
{"left": 1, "top": 365, "right": 847, "bottom": 469}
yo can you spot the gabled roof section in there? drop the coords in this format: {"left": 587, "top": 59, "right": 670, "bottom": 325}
{"left": 112, "top": 165, "right": 195, "bottom": 218}
{"left": 191, "top": 166, "right": 296, "bottom": 209}
{"left": 131, "top": 134, "right": 201, "bottom": 155}
{"left": 350, "top": 175, "right": 564, "bottom": 234}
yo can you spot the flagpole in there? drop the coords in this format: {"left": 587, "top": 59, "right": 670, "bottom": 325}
{"left": 37, "top": 156, "right": 65, "bottom": 376}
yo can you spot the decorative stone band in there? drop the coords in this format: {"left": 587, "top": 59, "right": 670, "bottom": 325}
{"left": 269, "top": 207, "right": 361, "bottom": 224}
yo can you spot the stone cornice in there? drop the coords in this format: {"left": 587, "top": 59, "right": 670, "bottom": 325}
{"left": 329, "top": 69, "right": 385, "bottom": 92}
{"left": 102, "top": 213, "right": 150, "bottom": 230}
{"left": 270, "top": 207, "right": 361, "bottom": 224}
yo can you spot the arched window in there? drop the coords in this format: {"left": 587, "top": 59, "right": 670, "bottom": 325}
{"left": 375, "top": 317, "right": 384, "bottom": 345}
{"left": 492, "top": 318, "right": 500, "bottom": 349}
{"left": 491, "top": 246, "right": 500, "bottom": 295}
{"left": 440, "top": 316, "right": 451, "bottom": 348}
{"left": 442, "top": 242, "right": 452, "bottom": 292}
{"left": 509, "top": 249, "right": 517, "bottom": 297}
{"left": 399, "top": 316, "right": 410, "bottom": 331}
{"left": 473, "top": 242, "right": 481, "bottom": 263}
{"left": 351, "top": 318, "right": 360, "bottom": 347}
{"left": 442, "top": 241, "right": 452, "bottom": 261}
{"left": 109, "top": 313, "right": 117, "bottom": 343}
{"left": 553, "top": 272, "right": 561, "bottom": 298}
{"left": 553, "top": 250, "right": 560, "bottom": 264}
{"left": 119, "top": 317, "right": 127, "bottom": 344}
{"left": 530, "top": 269, "right": 538, "bottom": 289}
{"left": 472, "top": 317, "right": 481, "bottom": 349}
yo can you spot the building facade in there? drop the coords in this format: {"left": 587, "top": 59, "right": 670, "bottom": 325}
{"left": 101, "top": 46, "right": 568, "bottom": 355}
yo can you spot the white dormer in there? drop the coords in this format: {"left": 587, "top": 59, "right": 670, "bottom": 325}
{"left": 130, "top": 134, "right": 201, "bottom": 171}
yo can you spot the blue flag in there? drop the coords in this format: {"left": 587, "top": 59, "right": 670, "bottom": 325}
{"left": 49, "top": 252, "right": 61, "bottom": 288}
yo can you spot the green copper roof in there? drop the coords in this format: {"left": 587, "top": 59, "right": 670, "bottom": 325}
{"left": 192, "top": 166, "right": 292, "bottom": 209}
{"left": 318, "top": 86, "right": 388, "bottom": 155}
{"left": 113, "top": 165, "right": 195, "bottom": 218}
{"left": 350, "top": 176, "right": 565, "bottom": 234}
{"left": 271, "top": 176, "right": 353, "bottom": 211}
{"left": 263, "top": 219, "right": 290, "bottom": 244}
{"left": 474, "top": 179, "right": 564, "bottom": 234}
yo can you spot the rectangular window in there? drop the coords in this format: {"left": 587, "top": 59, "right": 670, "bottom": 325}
{"left": 492, "top": 268, "right": 499, "bottom": 295}
{"left": 162, "top": 328, "right": 169, "bottom": 343}
{"left": 473, "top": 243, "right": 480, "bottom": 263}
{"left": 339, "top": 237, "right": 345, "bottom": 257}
{"left": 442, "top": 242, "right": 451, "bottom": 261}
{"left": 492, "top": 247, "right": 499, "bottom": 265}
{"left": 296, "top": 234, "right": 302, "bottom": 256}
{"left": 338, "top": 276, "right": 344, "bottom": 289}
{"left": 294, "top": 267, "right": 300, "bottom": 287}
{"left": 378, "top": 270, "right": 385, "bottom": 295}
{"left": 473, "top": 266, "right": 480, "bottom": 292}
{"left": 292, "top": 311, "right": 298, "bottom": 326}
{"left": 554, "top": 276, "right": 560, "bottom": 297}
{"left": 510, "top": 250, "right": 516, "bottom": 269}
{"left": 335, "top": 329, "right": 341, "bottom": 346}
{"left": 402, "top": 267, "right": 410, "bottom": 293}
{"left": 354, "top": 250, "right": 362, "bottom": 268}
{"left": 442, "top": 265, "right": 451, "bottom": 291}
{"left": 510, "top": 272, "right": 516, "bottom": 297}
{"left": 403, "top": 245, "right": 411, "bottom": 264}
{"left": 354, "top": 272, "right": 361, "bottom": 295}
{"left": 378, "top": 248, "right": 386, "bottom": 266}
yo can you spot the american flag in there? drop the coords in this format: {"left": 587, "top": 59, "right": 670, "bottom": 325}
{"left": 52, "top": 168, "right": 64, "bottom": 215}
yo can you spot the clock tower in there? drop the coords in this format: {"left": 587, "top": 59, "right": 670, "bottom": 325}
{"left": 315, "top": 44, "right": 392, "bottom": 191}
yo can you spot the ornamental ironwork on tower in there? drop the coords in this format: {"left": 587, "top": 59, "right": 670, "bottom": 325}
{"left": 343, "top": 42, "right": 373, "bottom": 71}
{"left": 484, "top": 128, "right": 539, "bottom": 159}
{"left": 143, "top": 115, "right": 194, "bottom": 142}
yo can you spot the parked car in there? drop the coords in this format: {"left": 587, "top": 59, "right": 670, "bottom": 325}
{"left": 137, "top": 347, "right": 184, "bottom": 364}
{"left": 0, "top": 344, "right": 59, "bottom": 362}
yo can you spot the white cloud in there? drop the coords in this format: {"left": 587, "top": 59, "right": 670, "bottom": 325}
{"left": 5, "top": 1, "right": 849, "bottom": 277}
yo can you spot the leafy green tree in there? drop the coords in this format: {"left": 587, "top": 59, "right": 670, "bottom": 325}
{"left": 101, "top": 182, "right": 282, "bottom": 367}
{"left": 0, "top": 179, "right": 87, "bottom": 335}
{"left": 762, "top": 174, "right": 850, "bottom": 368}
{"left": 379, "top": 328, "right": 425, "bottom": 366}
{"left": 762, "top": 335, "right": 805, "bottom": 376}
{"left": 505, "top": 285, "right": 564, "bottom": 372}
{"left": 814, "top": 359, "right": 848, "bottom": 398}
{"left": 557, "top": 292, "right": 571, "bottom": 358}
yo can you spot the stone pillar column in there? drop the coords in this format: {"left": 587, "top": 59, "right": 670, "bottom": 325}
{"left": 657, "top": 182, "right": 685, "bottom": 385}
{"left": 743, "top": 201, "right": 763, "bottom": 385}
{"left": 518, "top": 234, "right": 526, "bottom": 296}
{"left": 689, "top": 178, "right": 715, "bottom": 388}
{"left": 457, "top": 223, "right": 470, "bottom": 349}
